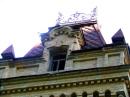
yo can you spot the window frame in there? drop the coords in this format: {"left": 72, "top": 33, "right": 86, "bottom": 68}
{"left": 50, "top": 53, "right": 67, "bottom": 71}
{"left": 48, "top": 46, "right": 68, "bottom": 71}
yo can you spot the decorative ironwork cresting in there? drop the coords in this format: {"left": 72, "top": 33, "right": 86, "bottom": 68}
{"left": 56, "top": 7, "right": 97, "bottom": 25}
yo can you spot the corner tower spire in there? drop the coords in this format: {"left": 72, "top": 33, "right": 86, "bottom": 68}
{"left": 112, "top": 29, "right": 126, "bottom": 44}
{"left": 1, "top": 45, "right": 15, "bottom": 59}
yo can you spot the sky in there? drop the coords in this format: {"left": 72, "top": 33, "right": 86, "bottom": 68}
{"left": 0, "top": 0, "right": 130, "bottom": 58}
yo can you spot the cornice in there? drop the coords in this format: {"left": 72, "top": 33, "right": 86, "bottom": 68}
{"left": 71, "top": 44, "right": 127, "bottom": 55}
{"left": 1, "top": 64, "right": 130, "bottom": 83}
{"left": 0, "top": 76, "right": 129, "bottom": 95}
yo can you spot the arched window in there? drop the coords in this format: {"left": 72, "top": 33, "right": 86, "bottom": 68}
{"left": 93, "top": 91, "right": 99, "bottom": 97}
{"left": 82, "top": 92, "right": 87, "bottom": 97}
{"left": 105, "top": 90, "right": 111, "bottom": 97}
{"left": 50, "top": 95, "right": 54, "bottom": 97}
{"left": 71, "top": 92, "right": 77, "bottom": 97}
{"left": 118, "top": 94, "right": 125, "bottom": 97}
{"left": 60, "top": 94, "right": 66, "bottom": 97}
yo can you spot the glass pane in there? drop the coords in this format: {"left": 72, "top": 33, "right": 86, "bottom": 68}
{"left": 53, "top": 54, "right": 66, "bottom": 60}
{"left": 71, "top": 93, "right": 77, "bottom": 97}
{"left": 51, "top": 53, "right": 66, "bottom": 71}
{"left": 60, "top": 94, "right": 66, "bottom": 97}
{"left": 52, "top": 61, "right": 58, "bottom": 71}
{"left": 58, "top": 60, "right": 65, "bottom": 70}
{"left": 93, "top": 91, "right": 99, "bottom": 97}
{"left": 105, "top": 90, "right": 111, "bottom": 97}
{"left": 82, "top": 92, "right": 87, "bottom": 97}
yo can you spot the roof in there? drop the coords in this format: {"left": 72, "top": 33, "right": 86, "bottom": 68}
{"left": 82, "top": 24, "right": 106, "bottom": 49}
{"left": 0, "top": 25, "right": 127, "bottom": 60}
{"left": 1, "top": 45, "right": 15, "bottom": 59}
{"left": 40, "top": 32, "right": 50, "bottom": 45}
{"left": 72, "top": 43, "right": 128, "bottom": 54}
{"left": 112, "top": 29, "right": 126, "bottom": 44}
{"left": 24, "top": 44, "right": 44, "bottom": 58}
{"left": 112, "top": 29, "right": 124, "bottom": 38}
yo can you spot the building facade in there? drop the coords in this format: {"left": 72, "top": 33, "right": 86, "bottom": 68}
{"left": 0, "top": 12, "right": 130, "bottom": 97}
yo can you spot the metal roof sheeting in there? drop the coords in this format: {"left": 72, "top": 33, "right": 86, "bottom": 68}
{"left": 24, "top": 44, "right": 44, "bottom": 58}
{"left": 1, "top": 45, "right": 15, "bottom": 59}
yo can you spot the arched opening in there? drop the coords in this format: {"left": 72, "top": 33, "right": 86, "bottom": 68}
{"left": 118, "top": 94, "right": 125, "bottom": 97}
{"left": 60, "top": 94, "right": 66, "bottom": 97}
{"left": 82, "top": 92, "right": 87, "bottom": 97}
{"left": 50, "top": 95, "right": 54, "bottom": 97}
{"left": 71, "top": 92, "right": 77, "bottom": 97}
{"left": 93, "top": 91, "right": 99, "bottom": 97}
{"left": 105, "top": 90, "right": 111, "bottom": 97}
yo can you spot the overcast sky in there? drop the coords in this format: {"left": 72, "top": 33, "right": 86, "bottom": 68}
{"left": 0, "top": 0, "right": 130, "bottom": 57}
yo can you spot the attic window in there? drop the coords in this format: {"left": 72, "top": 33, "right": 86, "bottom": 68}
{"left": 49, "top": 46, "right": 68, "bottom": 71}
{"left": 50, "top": 54, "right": 66, "bottom": 71}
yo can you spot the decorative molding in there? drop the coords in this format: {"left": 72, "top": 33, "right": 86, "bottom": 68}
{"left": 0, "top": 77, "right": 128, "bottom": 95}
{"left": 49, "top": 26, "right": 76, "bottom": 40}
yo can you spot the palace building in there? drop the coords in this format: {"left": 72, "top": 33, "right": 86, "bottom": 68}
{"left": 0, "top": 8, "right": 130, "bottom": 97}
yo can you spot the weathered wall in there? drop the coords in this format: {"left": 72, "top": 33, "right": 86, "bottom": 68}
{"left": 65, "top": 51, "right": 124, "bottom": 70}
{"left": 0, "top": 50, "right": 126, "bottom": 78}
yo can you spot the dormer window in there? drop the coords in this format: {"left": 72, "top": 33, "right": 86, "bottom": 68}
{"left": 50, "top": 53, "right": 66, "bottom": 71}
{"left": 49, "top": 46, "right": 68, "bottom": 71}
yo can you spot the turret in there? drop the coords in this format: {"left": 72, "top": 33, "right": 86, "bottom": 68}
{"left": 1, "top": 45, "right": 15, "bottom": 59}
{"left": 112, "top": 29, "right": 126, "bottom": 44}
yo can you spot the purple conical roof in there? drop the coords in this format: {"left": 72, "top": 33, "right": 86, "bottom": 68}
{"left": 24, "top": 44, "right": 44, "bottom": 58}
{"left": 1, "top": 45, "right": 15, "bottom": 59}
{"left": 112, "top": 29, "right": 124, "bottom": 39}
{"left": 112, "top": 29, "right": 126, "bottom": 44}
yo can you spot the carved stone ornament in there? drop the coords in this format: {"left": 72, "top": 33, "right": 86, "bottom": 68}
{"left": 49, "top": 26, "right": 75, "bottom": 39}
{"left": 56, "top": 7, "right": 97, "bottom": 25}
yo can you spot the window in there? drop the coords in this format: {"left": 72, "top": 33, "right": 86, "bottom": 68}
{"left": 50, "top": 54, "right": 66, "bottom": 71}
{"left": 93, "top": 91, "right": 99, "bottom": 97}
{"left": 49, "top": 95, "right": 54, "bottom": 97}
{"left": 49, "top": 46, "right": 68, "bottom": 71}
{"left": 118, "top": 95, "right": 124, "bottom": 97}
{"left": 105, "top": 90, "right": 111, "bottom": 97}
{"left": 60, "top": 94, "right": 66, "bottom": 97}
{"left": 71, "top": 93, "right": 77, "bottom": 97}
{"left": 82, "top": 92, "right": 87, "bottom": 97}
{"left": 116, "top": 91, "right": 125, "bottom": 97}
